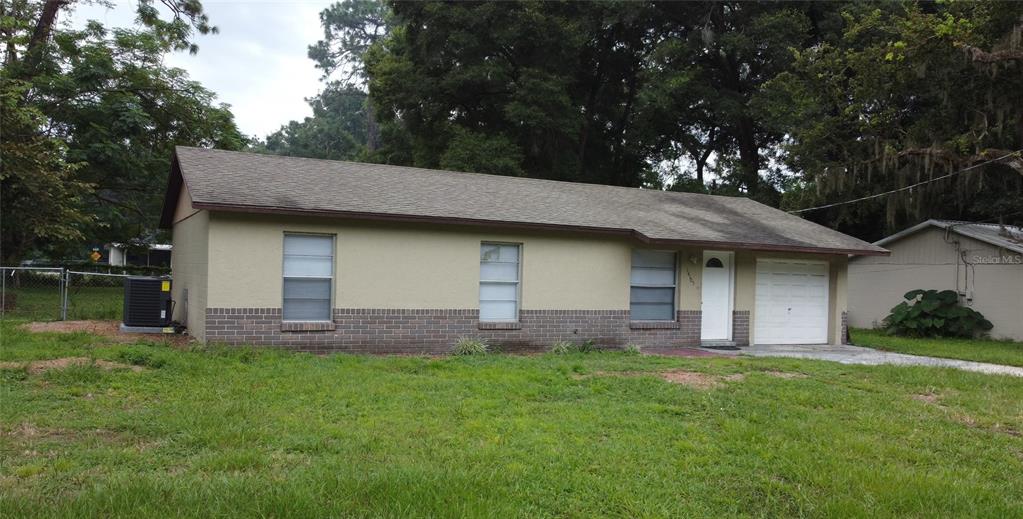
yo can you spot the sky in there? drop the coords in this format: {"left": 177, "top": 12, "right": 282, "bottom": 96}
{"left": 68, "top": 0, "right": 335, "bottom": 138}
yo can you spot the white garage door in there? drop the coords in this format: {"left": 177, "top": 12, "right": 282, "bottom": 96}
{"left": 755, "top": 260, "right": 829, "bottom": 344}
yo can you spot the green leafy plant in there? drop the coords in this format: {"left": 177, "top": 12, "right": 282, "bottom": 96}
{"left": 451, "top": 337, "right": 489, "bottom": 356}
{"left": 884, "top": 289, "right": 993, "bottom": 338}
{"left": 623, "top": 344, "right": 642, "bottom": 355}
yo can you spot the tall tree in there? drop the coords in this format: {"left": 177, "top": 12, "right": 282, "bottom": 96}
{"left": 365, "top": 1, "right": 668, "bottom": 185}
{"left": 1, "top": 0, "right": 242, "bottom": 262}
{"left": 254, "top": 0, "right": 391, "bottom": 160}
{"left": 0, "top": 78, "right": 92, "bottom": 264}
{"left": 761, "top": 1, "right": 1023, "bottom": 238}
{"left": 638, "top": 2, "right": 847, "bottom": 200}
{"left": 256, "top": 86, "right": 370, "bottom": 160}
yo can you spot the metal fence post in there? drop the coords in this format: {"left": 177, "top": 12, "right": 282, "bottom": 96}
{"left": 61, "top": 268, "right": 69, "bottom": 321}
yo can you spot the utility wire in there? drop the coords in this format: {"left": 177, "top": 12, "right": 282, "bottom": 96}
{"left": 789, "top": 150, "right": 1022, "bottom": 214}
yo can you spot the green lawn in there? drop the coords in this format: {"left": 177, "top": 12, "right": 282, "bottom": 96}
{"left": 2, "top": 322, "right": 1023, "bottom": 517}
{"left": 2, "top": 286, "right": 62, "bottom": 321}
{"left": 65, "top": 286, "right": 123, "bottom": 321}
{"left": 2, "top": 286, "right": 123, "bottom": 322}
{"left": 852, "top": 328, "right": 1023, "bottom": 367}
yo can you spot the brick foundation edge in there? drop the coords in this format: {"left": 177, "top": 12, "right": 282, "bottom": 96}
{"left": 841, "top": 311, "right": 849, "bottom": 344}
{"left": 732, "top": 310, "right": 750, "bottom": 346}
{"left": 204, "top": 308, "right": 704, "bottom": 354}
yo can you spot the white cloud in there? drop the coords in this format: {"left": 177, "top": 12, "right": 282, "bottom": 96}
{"left": 68, "top": 0, "right": 333, "bottom": 138}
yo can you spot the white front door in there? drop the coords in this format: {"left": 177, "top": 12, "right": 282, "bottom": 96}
{"left": 754, "top": 259, "right": 830, "bottom": 344}
{"left": 701, "top": 251, "right": 733, "bottom": 340}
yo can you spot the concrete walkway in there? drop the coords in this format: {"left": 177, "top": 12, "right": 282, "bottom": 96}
{"left": 710, "top": 343, "right": 1023, "bottom": 377}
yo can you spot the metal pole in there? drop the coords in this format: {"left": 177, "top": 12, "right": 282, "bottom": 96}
{"left": 61, "top": 269, "right": 69, "bottom": 321}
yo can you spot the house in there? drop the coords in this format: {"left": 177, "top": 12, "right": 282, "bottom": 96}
{"left": 105, "top": 243, "right": 172, "bottom": 267}
{"left": 159, "top": 147, "right": 886, "bottom": 352}
{"left": 849, "top": 220, "right": 1023, "bottom": 341}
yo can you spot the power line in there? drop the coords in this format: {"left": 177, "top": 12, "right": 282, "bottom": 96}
{"left": 789, "top": 150, "right": 1022, "bottom": 214}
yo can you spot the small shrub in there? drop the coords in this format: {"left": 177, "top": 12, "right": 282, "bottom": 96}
{"left": 884, "top": 289, "right": 993, "bottom": 338}
{"left": 451, "top": 337, "right": 489, "bottom": 356}
{"left": 623, "top": 344, "right": 642, "bottom": 355}
{"left": 550, "top": 339, "right": 598, "bottom": 354}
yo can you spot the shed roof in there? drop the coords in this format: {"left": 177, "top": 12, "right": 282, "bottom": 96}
{"left": 160, "top": 147, "right": 887, "bottom": 256}
{"left": 875, "top": 219, "right": 1023, "bottom": 254}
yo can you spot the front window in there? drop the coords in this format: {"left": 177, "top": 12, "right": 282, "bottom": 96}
{"left": 283, "top": 234, "right": 334, "bottom": 321}
{"left": 479, "top": 243, "right": 520, "bottom": 321}
{"left": 630, "top": 250, "right": 676, "bottom": 320}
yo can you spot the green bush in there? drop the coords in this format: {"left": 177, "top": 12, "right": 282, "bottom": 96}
{"left": 884, "top": 289, "right": 993, "bottom": 338}
{"left": 451, "top": 337, "right": 489, "bottom": 356}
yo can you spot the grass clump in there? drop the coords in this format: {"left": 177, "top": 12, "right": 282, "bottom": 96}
{"left": 451, "top": 337, "right": 489, "bottom": 356}
{"left": 550, "top": 339, "right": 597, "bottom": 354}
{"left": 623, "top": 344, "right": 642, "bottom": 355}
{"left": 114, "top": 345, "right": 169, "bottom": 368}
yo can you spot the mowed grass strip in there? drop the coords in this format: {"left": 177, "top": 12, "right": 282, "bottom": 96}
{"left": 852, "top": 328, "right": 1023, "bottom": 367}
{"left": 2, "top": 322, "right": 1022, "bottom": 517}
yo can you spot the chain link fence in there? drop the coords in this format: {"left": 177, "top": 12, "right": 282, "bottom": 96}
{"left": 1, "top": 265, "right": 169, "bottom": 322}
{"left": 0, "top": 267, "right": 65, "bottom": 321}
{"left": 65, "top": 271, "right": 128, "bottom": 321}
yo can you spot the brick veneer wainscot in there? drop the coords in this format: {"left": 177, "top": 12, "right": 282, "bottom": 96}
{"left": 204, "top": 308, "right": 704, "bottom": 353}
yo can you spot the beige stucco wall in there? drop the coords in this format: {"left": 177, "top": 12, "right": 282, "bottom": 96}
{"left": 169, "top": 186, "right": 209, "bottom": 340}
{"left": 206, "top": 214, "right": 633, "bottom": 310}
{"left": 197, "top": 213, "right": 850, "bottom": 344}
{"left": 850, "top": 227, "right": 1023, "bottom": 340}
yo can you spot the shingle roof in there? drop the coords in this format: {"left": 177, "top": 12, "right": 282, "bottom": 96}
{"left": 876, "top": 219, "right": 1023, "bottom": 254}
{"left": 160, "top": 146, "right": 887, "bottom": 256}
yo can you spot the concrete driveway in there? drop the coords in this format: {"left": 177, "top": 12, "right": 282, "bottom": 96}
{"left": 712, "top": 343, "right": 1023, "bottom": 377}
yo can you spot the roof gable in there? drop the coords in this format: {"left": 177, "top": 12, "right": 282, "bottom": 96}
{"left": 161, "top": 146, "right": 887, "bottom": 256}
{"left": 875, "top": 219, "right": 1023, "bottom": 254}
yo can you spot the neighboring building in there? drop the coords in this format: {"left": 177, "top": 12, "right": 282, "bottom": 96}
{"left": 159, "top": 147, "right": 886, "bottom": 352}
{"left": 849, "top": 220, "right": 1023, "bottom": 341}
{"left": 105, "top": 243, "right": 172, "bottom": 267}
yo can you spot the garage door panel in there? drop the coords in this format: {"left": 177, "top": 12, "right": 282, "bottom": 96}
{"left": 755, "top": 260, "right": 829, "bottom": 344}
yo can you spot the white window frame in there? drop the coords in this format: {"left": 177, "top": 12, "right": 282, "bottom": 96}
{"left": 282, "top": 232, "right": 335, "bottom": 322}
{"left": 479, "top": 242, "right": 521, "bottom": 322}
{"left": 629, "top": 249, "right": 678, "bottom": 321}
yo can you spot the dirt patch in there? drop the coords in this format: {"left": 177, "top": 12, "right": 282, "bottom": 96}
{"left": 763, "top": 370, "right": 808, "bottom": 379}
{"left": 909, "top": 392, "right": 1019, "bottom": 438}
{"left": 0, "top": 357, "right": 142, "bottom": 374}
{"left": 4, "top": 423, "right": 141, "bottom": 457}
{"left": 21, "top": 320, "right": 191, "bottom": 346}
{"left": 912, "top": 392, "right": 944, "bottom": 405}
{"left": 660, "top": 370, "right": 744, "bottom": 388}
{"left": 578, "top": 369, "right": 745, "bottom": 389}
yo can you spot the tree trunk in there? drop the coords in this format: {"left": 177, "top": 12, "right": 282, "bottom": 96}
{"left": 23, "top": 0, "right": 71, "bottom": 77}
{"left": 365, "top": 95, "right": 379, "bottom": 152}
{"left": 692, "top": 127, "right": 717, "bottom": 186}
{"left": 735, "top": 116, "right": 759, "bottom": 195}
